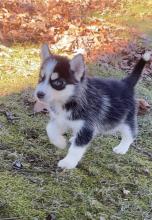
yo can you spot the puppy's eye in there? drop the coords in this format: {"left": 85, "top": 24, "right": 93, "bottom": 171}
{"left": 50, "top": 78, "right": 66, "bottom": 90}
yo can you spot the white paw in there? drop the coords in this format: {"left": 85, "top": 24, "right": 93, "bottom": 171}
{"left": 58, "top": 157, "right": 77, "bottom": 169}
{"left": 113, "top": 146, "right": 129, "bottom": 155}
{"left": 50, "top": 136, "right": 67, "bottom": 149}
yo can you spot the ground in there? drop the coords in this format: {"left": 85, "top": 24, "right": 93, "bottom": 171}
{"left": 0, "top": 1, "right": 152, "bottom": 220}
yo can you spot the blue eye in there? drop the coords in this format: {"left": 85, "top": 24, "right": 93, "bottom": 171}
{"left": 50, "top": 78, "right": 66, "bottom": 90}
{"left": 54, "top": 80, "right": 63, "bottom": 86}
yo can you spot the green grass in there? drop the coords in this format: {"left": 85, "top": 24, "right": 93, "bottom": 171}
{"left": 0, "top": 44, "right": 40, "bottom": 95}
{"left": 0, "top": 44, "right": 152, "bottom": 220}
{"left": 0, "top": 96, "right": 152, "bottom": 220}
{"left": 91, "top": 0, "right": 152, "bottom": 37}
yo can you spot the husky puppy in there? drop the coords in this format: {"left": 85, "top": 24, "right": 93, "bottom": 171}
{"left": 35, "top": 44, "right": 150, "bottom": 169}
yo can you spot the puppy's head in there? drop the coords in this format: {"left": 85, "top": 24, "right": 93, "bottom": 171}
{"left": 35, "top": 44, "right": 85, "bottom": 105}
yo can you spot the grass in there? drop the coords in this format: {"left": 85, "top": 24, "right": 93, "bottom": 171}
{"left": 0, "top": 1, "right": 152, "bottom": 219}
{"left": 0, "top": 44, "right": 40, "bottom": 96}
{"left": 0, "top": 44, "right": 152, "bottom": 220}
{"left": 91, "top": 0, "right": 152, "bottom": 38}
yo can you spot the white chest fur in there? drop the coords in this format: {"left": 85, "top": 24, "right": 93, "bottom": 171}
{"left": 49, "top": 104, "right": 84, "bottom": 134}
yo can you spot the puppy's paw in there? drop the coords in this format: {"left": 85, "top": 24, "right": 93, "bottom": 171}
{"left": 113, "top": 145, "right": 129, "bottom": 155}
{"left": 51, "top": 136, "right": 67, "bottom": 149}
{"left": 58, "top": 157, "right": 77, "bottom": 169}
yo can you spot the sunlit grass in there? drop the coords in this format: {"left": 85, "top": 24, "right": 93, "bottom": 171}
{"left": 0, "top": 44, "right": 40, "bottom": 96}
{"left": 92, "top": 0, "right": 152, "bottom": 36}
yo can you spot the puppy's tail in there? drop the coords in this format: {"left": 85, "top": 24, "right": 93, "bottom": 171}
{"left": 124, "top": 51, "right": 151, "bottom": 87}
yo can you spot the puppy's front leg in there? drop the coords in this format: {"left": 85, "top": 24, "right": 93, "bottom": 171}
{"left": 58, "top": 127, "right": 93, "bottom": 169}
{"left": 46, "top": 120, "right": 67, "bottom": 149}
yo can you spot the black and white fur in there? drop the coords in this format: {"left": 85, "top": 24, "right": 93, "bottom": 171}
{"left": 35, "top": 44, "right": 151, "bottom": 169}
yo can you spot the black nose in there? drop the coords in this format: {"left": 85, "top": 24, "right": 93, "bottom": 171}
{"left": 37, "top": 91, "right": 45, "bottom": 99}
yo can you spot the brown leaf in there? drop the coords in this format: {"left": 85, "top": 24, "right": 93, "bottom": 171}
{"left": 33, "top": 100, "right": 49, "bottom": 113}
{"left": 137, "top": 99, "right": 151, "bottom": 115}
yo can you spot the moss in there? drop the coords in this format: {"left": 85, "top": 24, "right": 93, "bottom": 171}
{"left": 0, "top": 172, "right": 45, "bottom": 219}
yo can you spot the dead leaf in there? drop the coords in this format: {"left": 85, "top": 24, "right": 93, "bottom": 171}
{"left": 1, "top": 111, "right": 20, "bottom": 123}
{"left": 137, "top": 99, "right": 151, "bottom": 115}
{"left": 122, "top": 188, "right": 130, "bottom": 196}
{"left": 0, "top": 31, "right": 4, "bottom": 42}
{"left": 33, "top": 100, "right": 49, "bottom": 113}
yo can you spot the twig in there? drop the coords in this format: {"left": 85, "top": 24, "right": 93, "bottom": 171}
{"left": 0, "top": 217, "right": 22, "bottom": 220}
{"left": 134, "top": 146, "right": 152, "bottom": 160}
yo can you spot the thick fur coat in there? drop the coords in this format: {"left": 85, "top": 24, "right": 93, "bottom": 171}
{"left": 35, "top": 44, "right": 151, "bottom": 169}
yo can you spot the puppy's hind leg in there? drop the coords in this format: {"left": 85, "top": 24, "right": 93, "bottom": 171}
{"left": 113, "top": 123, "right": 135, "bottom": 154}
{"left": 46, "top": 120, "right": 67, "bottom": 149}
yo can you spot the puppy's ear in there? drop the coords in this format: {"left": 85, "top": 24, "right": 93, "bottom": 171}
{"left": 40, "top": 44, "right": 50, "bottom": 62}
{"left": 70, "top": 54, "right": 85, "bottom": 81}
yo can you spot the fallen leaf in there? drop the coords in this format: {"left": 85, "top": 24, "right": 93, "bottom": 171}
{"left": 12, "top": 160, "right": 23, "bottom": 170}
{"left": 137, "top": 99, "right": 151, "bottom": 115}
{"left": 33, "top": 100, "right": 49, "bottom": 113}
{"left": 122, "top": 188, "right": 130, "bottom": 196}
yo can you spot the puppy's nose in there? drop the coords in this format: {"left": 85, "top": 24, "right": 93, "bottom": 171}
{"left": 37, "top": 91, "right": 45, "bottom": 99}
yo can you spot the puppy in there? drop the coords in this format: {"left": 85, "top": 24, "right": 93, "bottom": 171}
{"left": 35, "top": 44, "right": 150, "bottom": 169}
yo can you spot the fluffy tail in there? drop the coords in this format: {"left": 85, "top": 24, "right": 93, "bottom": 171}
{"left": 124, "top": 51, "right": 151, "bottom": 87}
